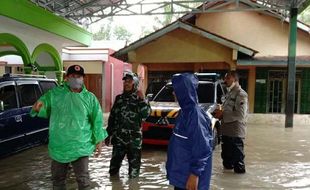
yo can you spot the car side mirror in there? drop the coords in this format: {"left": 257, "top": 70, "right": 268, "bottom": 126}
{"left": 221, "top": 95, "right": 226, "bottom": 103}
{"left": 146, "top": 94, "right": 154, "bottom": 101}
{"left": 0, "top": 100, "right": 4, "bottom": 112}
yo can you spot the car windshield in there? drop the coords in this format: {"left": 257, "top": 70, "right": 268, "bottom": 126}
{"left": 154, "top": 82, "right": 215, "bottom": 103}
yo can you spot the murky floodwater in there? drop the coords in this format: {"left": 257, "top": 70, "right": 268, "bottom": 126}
{"left": 1, "top": 124, "right": 310, "bottom": 190}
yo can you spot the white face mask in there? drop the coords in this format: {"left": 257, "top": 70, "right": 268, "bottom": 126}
{"left": 227, "top": 81, "right": 236, "bottom": 92}
{"left": 68, "top": 77, "right": 84, "bottom": 89}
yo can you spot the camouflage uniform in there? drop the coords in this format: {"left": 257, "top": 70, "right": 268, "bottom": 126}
{"left": 107, "top": 91, "right": 151, "bottom": 178}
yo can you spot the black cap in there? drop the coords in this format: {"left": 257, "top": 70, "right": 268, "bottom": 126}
{"left": 122, "top": 73, "right": 134, "bottom": 80}
{"left": 66, "top": 65, "right": 85, "bottom": 76}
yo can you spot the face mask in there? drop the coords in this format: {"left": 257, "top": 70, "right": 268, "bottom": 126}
{"left": 68, "top": 77, "right": 84, "bottom": 89}
{"left": 227, "top": 81, "right": 236, "bottom": 92}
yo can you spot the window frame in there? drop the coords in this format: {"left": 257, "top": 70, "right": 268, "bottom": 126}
{"left": 16, "top": 81, "right": 42, "bottom": 108}
{"left": 153, "top": 81, "right": 216, "bottom": 104}
{"left": 0, "top": 81, "right": 19, "bottom": 111}
{"left": 39, "top": 80, "right": 57, "bottom": 94}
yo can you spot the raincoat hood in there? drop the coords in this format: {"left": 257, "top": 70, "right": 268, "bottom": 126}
{"left": 167, "top": 73, "right": 213, "bottom": 190}
{"left": 172, "top": 73, "right": 198, "bottom": 109}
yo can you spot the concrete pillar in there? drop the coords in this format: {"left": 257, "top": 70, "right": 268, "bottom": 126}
{"left": 285, "top": 7, "right": 298, "bottom": 128}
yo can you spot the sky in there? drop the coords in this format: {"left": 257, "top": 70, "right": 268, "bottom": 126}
{"left": 86, "top": 0, "right": 188, "bottom": 42}
{"left": 88, "top": 14, "right": 169, "bottom": 43}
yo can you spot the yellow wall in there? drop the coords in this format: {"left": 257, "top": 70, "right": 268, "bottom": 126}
{"left": 238, "top": 66, "right": 256, "bottom": 113}
{"left": 195, "top": 4, "right": 310, "bottom": 57}
{"left": 0, "top": 62, "right": 5, "bottom": 75}
{"left": 129, "top": 28, "right": 238, "bottom": 95}
{"left": 130, "top": 29, "right": 235, "bottom": 66}
{"left": 63, "top": 61, "right": 103, "bottom": 74}
{"left": 0, "top": 66, "right": 4, "bottom": 75}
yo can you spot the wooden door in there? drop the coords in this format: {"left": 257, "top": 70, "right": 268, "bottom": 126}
{"left": 84, "top": 74, "right": 102, "bottom": 106}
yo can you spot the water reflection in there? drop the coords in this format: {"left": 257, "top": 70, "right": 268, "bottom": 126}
{"left": 1, "top": 124, "right": 310, "bottom": 189}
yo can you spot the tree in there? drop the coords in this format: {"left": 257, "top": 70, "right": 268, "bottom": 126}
{"left": 299, "top": 6, "right": 310, "bottom": 25}
{"left": 152, "top": 1, "right": 201, "bottom": 31}
{"left": 93, "top": 25, "right": 111, "bottom": 40}
{"left": 92, "top": 17, "right": 113, "bottom": 40}
{"left": 92, "top": 17, "right": 132, "bottom": 42}
{"left": 152, "top": 4, "right": 178, "bottom": 31}
{"left": 139, "top": 26, "right": 153, "bottom": 38}
{"left": 113, "top": 25, "right": 132, "bottom": 41}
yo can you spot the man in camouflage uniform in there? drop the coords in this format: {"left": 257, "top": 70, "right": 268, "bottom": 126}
{"left": 214, "top": 71, "right": 248, "bottom": 174}
{"left": 105, "top": 72, "right": 151, "bottom": 178}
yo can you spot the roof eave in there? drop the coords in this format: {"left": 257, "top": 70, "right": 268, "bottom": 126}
{"left": 298, "top": 0, "right": 310, "bottom": 13}
{"left": 113, "top": 22, "right": 180, "bottom": 59}
{"left": 113, "top": 21, "right": 257, "bottom": 60}
{"left": 177, "top": 22, "right": 257, "bottom": 56}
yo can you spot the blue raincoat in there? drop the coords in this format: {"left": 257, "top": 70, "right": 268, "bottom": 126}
{"left": 166, "top": 73, "right": 213, "bottom": 190}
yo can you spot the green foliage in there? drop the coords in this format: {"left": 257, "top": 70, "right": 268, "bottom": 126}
{"left": 152, "top": 1, "right": 201, "bottom": 31}
{"left": 299, "top": 6, "right": 310, "bottom": 24}
{"left": 92, "top": 17, "right": 113, "bottom": 40}
{"left": 113, "top": 25, "right": 132, "bottom": 41}
{"left": 93, "top": 25, "right": 111, "bottom": 40}
{"left": 92, "top": 17, "right": 132, "bottom": 42}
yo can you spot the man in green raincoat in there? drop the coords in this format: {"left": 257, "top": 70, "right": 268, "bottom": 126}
{"left": 31, "top": 65, "right": 108, "bottom": 190}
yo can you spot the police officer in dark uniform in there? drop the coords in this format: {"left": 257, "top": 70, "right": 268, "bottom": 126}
{"left": 105, "top": 72, "right": 151, "bottom": 178}
{"left": 214, "top": 71, "right": 248, "bottom": 174}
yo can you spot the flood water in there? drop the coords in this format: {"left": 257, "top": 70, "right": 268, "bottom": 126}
{"left": 1, "top": 123, "right": 310, "bottom": 190}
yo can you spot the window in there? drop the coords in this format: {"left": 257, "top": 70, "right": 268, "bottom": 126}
{"left": 5, "top": 66, "right": 12, "bottom": 73}
{"left": 154, "top": 85, "right": 174, "bottom": 102}
{"left": 267, "top": 70, "right": 301, "bottom": 113}
{"left": 197, "top": 83, "right": 215, "bottom": 103}
{"left": 39, "top": 81, "right": 57, "bottom": 93}
{"left": 216, "top": 83, "right": 225, "bottom": 104}
{"left": 18, "top": 84, "right": 41, "bottom": 107}
{"left": 268, "top": 79, "right": 284, "bottom": 113}
{"left": 0, "top": 85, "right": 17, "bottom": 111}
{"left": 154, "top": 83, "right": 215, "bottom": 103}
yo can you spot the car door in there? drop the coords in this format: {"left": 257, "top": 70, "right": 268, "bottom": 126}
{"left": 16, "top": 81, "right": 47, "bottom": 145}
{"left": 0, "top": 81, "right": 24, "bottom": 156}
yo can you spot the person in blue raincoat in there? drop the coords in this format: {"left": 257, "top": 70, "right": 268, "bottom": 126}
{"left": 166, "top": 73, "right": 213, "bottom": 190}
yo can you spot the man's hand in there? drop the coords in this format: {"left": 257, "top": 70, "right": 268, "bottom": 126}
{"left": 32, "top": 101, "right": 43, "bottom": 112}
{"left": 104, "top": 136, "right": 111, "bottom": 146}
{"left": 94, "top": 141, "right": 103, "bottom": 158}
{"left": 186, "top": 174, "right": 199, "bottom": 190}
{"left": 213, "top": 109, "right": 223, "bottom": 119}
{"left": 137, "top": 90, "right": 145, "bottom": 100}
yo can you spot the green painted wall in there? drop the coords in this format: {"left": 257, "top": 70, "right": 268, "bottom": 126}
{"left": 254, "top": 68, "right": 268, "bottom": 113}
{"left": 254, "top": 67, "right": 310, "bottom": 114}
{"left": 300, "top": 68, "right": 310, "bottom": 113}
{"left": 0, "top": 33, "right": 63, "bottom": 82}
{"left": 0, "top": 0, "right": 92, "bottom": 46}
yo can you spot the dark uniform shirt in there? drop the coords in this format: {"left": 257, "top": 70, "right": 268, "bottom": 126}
{"left": 221, "top": 84, "right": 248, "bottom": 138}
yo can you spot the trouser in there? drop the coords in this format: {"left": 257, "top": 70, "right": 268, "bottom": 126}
{"left": 109, "top": 143, "right": 142, "bottom": 178}
{"left": 174, "top": 187, "right": 186, "bottom": 190}
{"left": 221, "top": 135, "right": 245, "bottom": 173}
{"left": 51, "top": 156, "right": 90, "bottom": 190}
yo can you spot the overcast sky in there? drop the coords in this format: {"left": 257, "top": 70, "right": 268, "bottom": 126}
{"left": 88, "top": 13, "right": 171, "bottom": 43}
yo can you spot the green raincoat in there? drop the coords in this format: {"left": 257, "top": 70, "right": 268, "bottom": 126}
{"left": 31, "top": 83, "right": 108, "bottom": 163}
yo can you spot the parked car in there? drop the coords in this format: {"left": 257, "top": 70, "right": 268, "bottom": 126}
{"left": 0, "top": 73, "right": 57, "bottom": 157}
{"left": 142, "top": 73, "right": 226, "bottom": 148}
